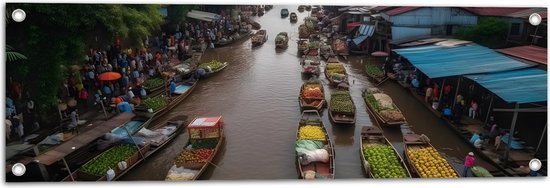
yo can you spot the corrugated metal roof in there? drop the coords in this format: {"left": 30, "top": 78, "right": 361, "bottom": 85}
{"left": 506, "top": 8, "right": 547, "bottom": 19}
{"left": 496, "top": 45, "right": 547, "bottom": 65}
{"left": 384, "top": 6, "right": 422, "bottom": 16}
{"left": 462, "top": 7, "right": 530, "bottom": 16}
{"left": 465, "top": 68, "right": 547, "bottom": 103}
{"left": 392, "top": 44, "right": 535, "bottom": 78}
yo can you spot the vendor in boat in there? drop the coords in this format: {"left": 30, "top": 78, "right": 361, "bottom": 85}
{"left": 116, "top": 99, "right": 133, "bottom": 113}
{"left": 170, "top": 79, "right": 177, "bottom": 95}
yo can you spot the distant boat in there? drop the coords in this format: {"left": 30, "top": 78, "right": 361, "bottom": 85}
{"left": 281, "top": 8, "right": 289, "bottom": 18}
{"left": 290, "top": 12, "right": 298, "bottom": 23}
{"left": 275, "top": 32, "right": 289, "bottom": 49}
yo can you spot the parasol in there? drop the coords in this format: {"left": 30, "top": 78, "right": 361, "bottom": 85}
{"left": 371, "top": 51, "right": 389, "bottom": 57}
{"left": 98, "top": 72, "right": 122, "bottom": 81}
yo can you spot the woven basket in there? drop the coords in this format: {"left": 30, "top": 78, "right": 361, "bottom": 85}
{"left": 176, "top": 161, "right": 205, "bottom": 170}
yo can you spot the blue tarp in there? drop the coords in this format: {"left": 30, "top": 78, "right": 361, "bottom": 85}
{"left": 392, "top": 44, "right": 535, "bottom": 78}
{"left": 465, "top": 68, "right": 547, "bottom": 104}
{"left": 352, "top": 24, "right": 375, "bottom": 45}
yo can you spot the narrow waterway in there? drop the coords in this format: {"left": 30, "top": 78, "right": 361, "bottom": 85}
{"left": 121, "top": 5, "right": 496, "bottom": 180}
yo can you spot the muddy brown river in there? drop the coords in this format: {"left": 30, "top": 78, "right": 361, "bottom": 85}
{"left": 121, "top": 5, "right": 495, "bottom": 180}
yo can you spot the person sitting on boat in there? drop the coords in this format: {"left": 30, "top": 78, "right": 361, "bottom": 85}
{"left": 116, "top": 100, "right": 133, "bottom": 113}
{"left": 442, "top": 105, "right": 452, "bottom": 120}
{"left": 170, "top": 80, "right": 177, "bottom": 95}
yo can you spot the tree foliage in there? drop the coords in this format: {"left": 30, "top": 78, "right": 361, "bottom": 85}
{"left": 456, "top": 17, "right": 509, "bottom": 48}
{"left": 6, "top": 3, "right": 164, "bottom": 121}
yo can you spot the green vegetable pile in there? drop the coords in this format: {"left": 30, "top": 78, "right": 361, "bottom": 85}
{"left": 81, "top": 144, "right": 138, "bottom": 176}
{"left": 308, "top": 41, "right": 320, "bottom": 49}
{"left": 198, "top": 60, "right": 225, "bottom": 71}
{"left": 365, "top": 94, "right": 385, "bottom": 112}
{"left": 330, "top": 91, "right": 354, "bottom": 114}
{"left": 143, "top": 78, "right": 164, "bottom": 89}
{"left": 142, "top": 95, "right": 168, "bottom": 111}
{"left": 190, "top": 139, "right": 219, "bottom": 149}
{"left": 365, "top": 64, "right": 384, "bottom": 78}
{"left": 363, "top": 143, "right": 409, "bottom": 178}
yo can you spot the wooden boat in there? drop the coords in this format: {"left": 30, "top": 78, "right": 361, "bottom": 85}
{"left": 360, "top": 126, "right": 412, "bottom": 178}
{"left": 290, "top": 12, "right": 298, "bottom": 23}
{"left": 299, "top": 80, "right": 325, "bottom": 111}
{"left": 301, "top": 55, "right": 321, "bottom": 66}
{"left": 305, "top": 5, "right": 312, "bottom": 11}
{"left": 135, "top": 79, "right": 198, "bottom": 122}
{"left": 275, "top": 32, "right": 289, "bottom": 49}
{"left": 361, "top": 89, "right": 406, "bottom": 127}
{"left": 320, "top": 43, "right": 335, "bottom": 60}
{"left": 63, "top": 115, "right": 187, "bottom": 181}
{"left": 324, "top": 61, "right": 348, "bottom": 87}
{"left": 258, "top": 7, "right": 265, "bottom": 16}
{"left": 298, "top": 5, "right": 305, "bottom": 12}
{"left": 250, "top": 20, "right": 262, "bottom": 30}
{"left": 265, "top": 5, "right": 273, "bottom": 11}
{"left": 301, "top": 59, "right": 320, "bottom": 76}
{"left": 364, "top": 63, "right": 387, "bottom": 84}
{"left": 298, "top": 24, "right": 310, "bottom": 39}
{"left": 201, "top": 62, "right": 228, "bottom": 78}
{"left": 333, "top": 38, "right": 349, "bottom": 58}
{"left": 251, "top": 29, "right": 268, "bottom": 47}
{"left": 296, "top": 110, "right": 335, "bottom": 179}
{"left": 166, "top": 116, "right": 225, "bottom": 181}
{"left": 215, "top": 30, "right": 252, "bottom": 47}
{"left": 298, "top": 39, "right": 309, "bottom": 54}
{"left": 281, "top": 8, "right": 289, "bottom": 18}
{"left": 402, "top": 133, "right": 461, "bottom": 178}
{"left": 328, "top": 91, "right": 356, "bottom": 125}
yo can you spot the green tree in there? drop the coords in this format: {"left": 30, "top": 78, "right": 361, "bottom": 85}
{"left": 6, "top": 3, "right": 164, "bottom": 125}
{"left": 456, "top": 17, "right": 509, "bottom": 48}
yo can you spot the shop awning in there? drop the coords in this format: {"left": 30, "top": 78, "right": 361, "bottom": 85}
{"left": 496, "top": 45, "right": 547, "bottom": 65}
{"left": 465, "top": 68, "right": 547, "bottom": 104}
{"left": 352, "top": 24, "right": 376, "bottom": 45}
{"left": 392, "top": 44, "right": 535, "bottom": 78}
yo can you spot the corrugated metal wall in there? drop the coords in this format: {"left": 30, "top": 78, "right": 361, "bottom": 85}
{"left": 391, "top": 26, "right": 431, "bottom": 41}
{"left": 389, "top": 7, "right": 477, "bottom": 27}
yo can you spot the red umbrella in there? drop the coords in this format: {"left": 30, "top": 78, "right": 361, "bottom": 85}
{"left": 371, "top": 51, "right": 389, "bottom": 57}
{"left": 98, "top": 72, "right": 122, "bottom": 81}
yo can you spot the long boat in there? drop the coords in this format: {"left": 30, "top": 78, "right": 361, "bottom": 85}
{"left": 295, "top": 110, "right": 335, "bottom": 179}
{"left": 275, "top": 32, "right": 289, "bottom": 49}
{"left": 200, "top": 62, "right": 228, "bottom": 78}
{"left": 360, "top": 126, "right": 412, "bottom": 178}
{"left": 328, "top": 91, "right": 356, "bottom": 125}
{"left": 62, "top": 115, "right": 187, "bottom": 181}
{"left": 298, "top": 39, "right": 309, "bottom": 55}
{"left": 361, "top": 89, "right": 406, "bottom": 127}
{"left": 402, "top": 133, "right": 461, "bottom": 178}
{"left": 290, "top": 12, "right": 298, "bottom": 23}
{"left": 324, "top": 60, "right": 348, "bottom": 87}
{"left": 215, "top": 30, "right": 252, "bottom": 47}
{"left": 135, "top": 79, "right": 198, "bottom": 122}
{"left": 166, "top": 116, "right": 225, "bottom": 181}
{"left": 299, "top": 79, "right": 325, "bottom": 111}
{"left": 364, "top": 63, "right": 387, "bottom": 84}
{"left": 251, "top": 29, "right": 268, "bottom": 47}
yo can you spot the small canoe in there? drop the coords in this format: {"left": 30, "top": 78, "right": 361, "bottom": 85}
{"left": 324, "top": 61, "right": 348, "bottom": 87}
{"left": 135, "top": 80, "right": 197, "bottom": 122}
{"left": 361, "top": 89, "right": 406, "bottom": 127}
{"left": 403, "top": 133, "right": 460, "bottom": 178}
{"left": 360, "top": 126, "right": 412, "bottom": 178}
{"left": 333, "top": 38, "right": 349, "bottom": 58}
{"left": 290, "top": 12, "right": 298, "bottom": 23}
{"left": 297, "top": 39, "right": 309, "bottom": 54}
{"left": 281, "top": 8, "right": 289, "bottom": 18}
{"left": 296, "top": 110, "right": 335, "bottom": 179}
{"left": 364, "top": 63, "right": 386, "bottom": 84}
{"left": 299, "top": 79, "right": 325, "bottom": 111}
{"left": 251, "top": 29, "right": 268, "bottom": 47}
{"left": 298, "top": 5, "right": 305, "bottom": 12}
{"left": 215, "top": 30, "right": 252, "bottom": 47}
{"left": 328, "top": 91, "right": 356, "bottom": 125}
{"left": 199, "top": 62, "right": 228, "bottom": 78}
{"left": 275, "top": 32, "right": 289, "bottom": 49}
{"left": 166, "top": 116, "right": 225, "bottom": 181}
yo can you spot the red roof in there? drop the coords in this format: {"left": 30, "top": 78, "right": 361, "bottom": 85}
{"left": 384, "top": 6, "right": 422, "bottom": 16}
{"left": 496, "top": 45, "right": 547, "bottom": 65}
{"left": 462, "top": 7, "right": 530, "bottom": 16}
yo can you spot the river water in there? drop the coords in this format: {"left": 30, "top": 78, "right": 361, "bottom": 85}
{"left": 121, "top": 5, "right": 495, "bottom": 181}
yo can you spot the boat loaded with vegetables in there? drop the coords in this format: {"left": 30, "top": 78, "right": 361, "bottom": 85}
{"left": 360, "top": 126, "right": 411, "bottom": 178}
{"left": 324, "top": 60, "right": 348, "bottom": 87}
{"left": 365, "top": 63, "right": 386, "bottom": 84}
{"left": 328, "top": 91, "right": 356, "bottom": 125}
{"left": 198, "top": 60, "right": 228, "bottom": 78}
{"left": 295, "top": 110, "right": 335, "bottom": 179}
{"left": 361, "top": 89, "right": 406, "bottom": 127}
{"left": 403, "top": 133, "right": 460, "bottom": 178}
{"left": 297, "top": 39, "right": 309, "bottom": 55}
{"left": 142, "top": 77, "right": 166, "bottom": 96}
{"left": 135, "top": 79, "right": 197, "bottom": 122}
{"left": 166, "top": 116, "right": 225, "bottom": 181}
{"left": 290, "top": 12, "right": 298, "bottom": 23}
{"left": 251, "top": 29, "right": 268, "bottom": 47}
{"left": 305, "top": 41, "right": 320, "bottom": 56}
{"left": 275, "top": 32, "right": 289, "bottom": 49}
{"left": 299, "top": 79, "right": 326, "bottom": 111}
{"left": 63, "top": 115, "right": 186, "bottom": 181}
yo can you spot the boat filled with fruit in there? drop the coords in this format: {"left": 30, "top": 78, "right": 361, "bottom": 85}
{"left": 403, "top": 133, "right": 460, "bottom": 178}
{"left": 297, "top": 39, "right": 309, "bottom": 55}
{"left": 362, "top": 89, "right": 406, "bottom": 126}
{"left": 166, "top": 116, "right": 225, "bottom": 181}
{"left": 332, "top": 37, "right": 349, "bottom": 58}
{"left": 63, "top": 116, "right": 187, "bottom": 181}
{"left": 360, "top": 126, "right": 411, "bottom": 178}
{"left": 324, "top": 61, "right": 348, "bottom": 87}
{"left": 299, "top": 80, "right": 326, "bottom": 111}
{"left": 198, "top": 60, "right": 228, "bottom": 77}
{"left": 328, "top": 91, "right": 356, "bottom": 125}
{"left": 295, "top": 110, "right": 335, "bottom": 179}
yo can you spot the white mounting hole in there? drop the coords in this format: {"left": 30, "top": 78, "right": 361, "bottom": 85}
{"left": 529, "top": 13, "right": 542, "bottom": 26}
{"left": 12, "top": 163, "right": 26, "bottom": 176}
{"left": 12, "top": 9, "right": 26, "bottom": 22}
{"left": 529, "top": 158, "right": 542, "bottom": 171}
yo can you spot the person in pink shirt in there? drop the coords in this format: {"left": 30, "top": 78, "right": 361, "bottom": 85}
{"left": 469, "top": 100, "right": 478, "bottom": 119}
{"left": 463, "top": 152, "right": 475, "bottom": 177}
